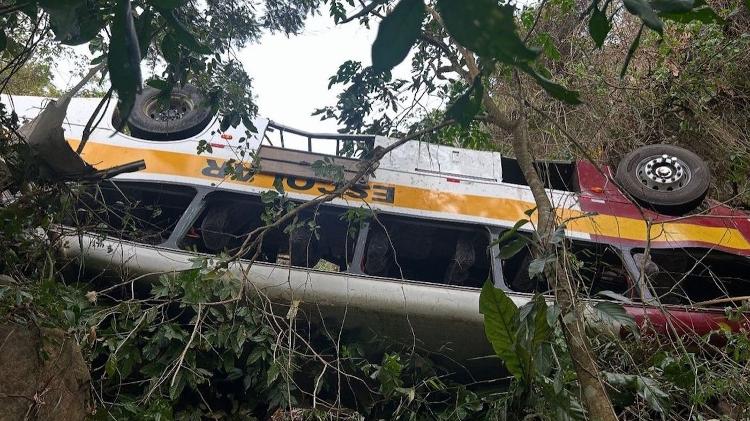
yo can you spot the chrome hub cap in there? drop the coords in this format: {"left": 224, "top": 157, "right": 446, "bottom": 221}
{"left": 636, "top": 154, "right": 691, "bottom": 191}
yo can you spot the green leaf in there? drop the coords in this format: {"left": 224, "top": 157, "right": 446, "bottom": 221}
{"left": 498, "top": 237, "right": 529, "bottom": 259}
{"left": 588, "top": 7, "right": 611, "bottom": 48}
{"left": 540, "top": 376, "right": 588, "bottom": 421}
{"left": 528, "top": 255, "right": 555, "bottom": 279}
{"left": 525, "top": 294, "right": 551, "bottom": 350}
{"left": 169, "top": 372, "right": 185, "bottom": 400}
{"left": 623, "top": 0, "right": 664, "bottom": 33}
{"left": 491, "top": 218, "right": 529, "bottom": 247}
{"left": 146, "top": 79, "right": 172, "bottom": 92}
{"left": 595, "top": 290, "right": 633, "bottom": 304}
{"left": 135, "top": 9, "right": 155, "bottom": 56}
{"left": 657, "top": 353, "right": 696, "bottom": 389}
{"left": 109, "top": 0, "right": 142, "bottom": 128}
{"left": 603, "top": 372, "right": 670, "bottom": 413}
{"left": 0, "top": 31, "right": 6, "bottom": 52}
{"left": 157, "top": 7, "right": 211, "bottom": 54}
{"left": 105, "top": 354, "right": 118, "bottom": 377}
{"left": 436, "top": 0, "right": 539, "bottom": 64}
{"left": 445, "top": 75, "right": 484, "bottom": 127}
{"left": 546, "top": 303, "right": 560, "bottom": 327}
{"left": 637, "top": 376, "right": 670, "bottom": 413}
{"left": 592, "top": 301, "right": 637, "bottom": 332}
{"left": 653, "top": 0, "right": 721, "bottom": 23}
{"left": 649, "top": 0, "right": 694, "bottom": 12}
{"left": 43, "top": 1, "right": 106, "bottom": 45}
{"left": 479, "top": 282, "right": 523, "bottom": 378}
{"left": 519, "top": 63, "right": 581, "bottom": 104}
{"left": 371, "top": 0, "right": 425, "bottom": 73}
{"left": 660, "top": 7, "right": 720, "bottom": 23}
{"left": 620, "top": 24, "right": 644, "bottom": 78}
{"left": 534, "top": 32, "right": 561, "bottom": 60}
{"left": 160, "top": 33, "right": 180, "bottom": 64}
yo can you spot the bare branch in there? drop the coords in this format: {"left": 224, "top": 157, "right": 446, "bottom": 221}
{"left": 340, "top": 0, "right": 387, "bottom": 23}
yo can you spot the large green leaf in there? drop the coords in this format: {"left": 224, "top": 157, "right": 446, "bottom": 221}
{"left": 660, "top": 7, "right": 720, "bottom": 23}
{"left": 526, "top": 294, "right": 551, "bottom": 350}
{"left": 498, "top": 237, "right": 529, "bottom": 259}
{"left": 371, "top": 0, "right": 425, "bottom": 73}
{"left": 479, "top": 281, "right": 523, "bottom": 378}
{"left": 657, "top": 0, "right": 721, "bottom": 23}
{"left": 160, "top": 33, "right": 180, "bottom": 64}
{"left": 109, "top": 0, "right": 142, "bottom": 127}
{"left": 445, "top": 75, "right": 483, "bottom": 127}
{"left": 519, "top": 63, "right": 581, "bottom": 105}
{"left": 436, "top": 0, "right": 538, "bottom": 64}
{"left": 588, "top": 7, "right": 611, "bottom": 49}
{"left": 592, "top": 301, "right": 637, "bottom": 332}
{"left": 516, "top": 295, "right": 552, "bottom": 382}
{"left": 623, "top": 0, "right": 664, "bottom": 33}
{"left": 649, "top": 0, "right": 694, "bottom": 12}
{"left": 135, "top": 9, "right": 156, "bottom": 56}
{"left": 43, "top": 0, "right": 106, "bottom": 45}
{"left": 491, "top": 218, "right": 528, "bottom": 247}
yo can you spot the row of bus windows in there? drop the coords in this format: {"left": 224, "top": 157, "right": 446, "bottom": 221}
{"left": 74, "top": 182, "right": 750, "bottom": 306}
{"left": 178, "top": 191, "right": 493, "bottom": 288}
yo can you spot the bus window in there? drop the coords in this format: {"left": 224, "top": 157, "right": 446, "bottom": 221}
{"left": 73, "top": 182, "right": 196, "bottom": 245}
{"left": 633, "top": 248, "right": 750, "bottom": 306}
{"left": 501, "top": 237, "right": 631, "bottom": 298}
{"left": 180, "top": 192, "right": 359, "bottom": 272}
{"left": 362, "top": 214, "right": 491, "bottom": 287}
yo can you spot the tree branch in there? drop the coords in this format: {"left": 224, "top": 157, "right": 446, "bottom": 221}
{"left": 340, "top": 0, "right": 387, "bottom": 23}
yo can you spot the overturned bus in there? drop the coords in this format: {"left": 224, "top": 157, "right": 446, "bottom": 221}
{"left": 8, "top": 86, "right": 750, "bottom": 365}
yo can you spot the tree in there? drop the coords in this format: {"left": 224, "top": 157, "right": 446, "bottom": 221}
{"left": 0, "top": 0, "right": 746, "bottom": 418}
{"left": 0, "top": 0, "right": 321, "bottom": 132}
{"left": 318, "top": 0, "right": 722, "bottom": 419}
{"left": 2, "top": 60, "right": 57, "bottom": 96}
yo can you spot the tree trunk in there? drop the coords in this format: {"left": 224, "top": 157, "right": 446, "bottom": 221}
{"left": 486, "top": 95, "right": 618, "bottom": 421}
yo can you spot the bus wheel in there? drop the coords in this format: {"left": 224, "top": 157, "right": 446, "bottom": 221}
{"left": 125, "top": 84, "right": 214, "bottom": 140}
{"left": 615, "top": 144, "right": 710, "bottom": 215}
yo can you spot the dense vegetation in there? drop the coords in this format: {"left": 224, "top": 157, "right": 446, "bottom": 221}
{"left": 0, "top": 0, "right": 748, "bottom": 419}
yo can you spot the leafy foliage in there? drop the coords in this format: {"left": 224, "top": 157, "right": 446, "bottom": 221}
{"left": 87, "top": 266, "right": 293, "bottom": 419}
{"left": 445, "top": 76, "right": 484, "bottom": 127}
{"left": 0, "top": 0, "right": 321, "bottom": 132}
{"left": 2, "top": 0, "right": 750, "bottom": 420}
{"left": 371, "top": 0, "right": 425, "bottom": 73}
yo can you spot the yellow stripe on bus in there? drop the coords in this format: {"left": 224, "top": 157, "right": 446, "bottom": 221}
{"left": 69, "top": 139, "right": 750, "bottom": 252}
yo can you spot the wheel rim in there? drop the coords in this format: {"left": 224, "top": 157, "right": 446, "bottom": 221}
{"left": 635, "top": 154, "right": 692, "bottom": 192}
{"left": 144, "top": 93, "right": 193, "bottom": 122}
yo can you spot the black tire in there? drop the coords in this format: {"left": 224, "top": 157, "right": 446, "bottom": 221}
{"left": 615, "top": 144, "right": 710, "bottom": 215}
{"left": 125, "top": 84, "right": 214, "bottom": 140}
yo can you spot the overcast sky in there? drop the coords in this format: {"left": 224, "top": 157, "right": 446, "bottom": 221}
{"left": 50, "top": 13, "right": 418, "bottom": 134}
{"left": 240, "top": 14, "right": 381, "bottom": 133}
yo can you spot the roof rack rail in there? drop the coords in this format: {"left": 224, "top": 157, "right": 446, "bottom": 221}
{"left": 264, "top": 120, "right": 375, "bottom": 157}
